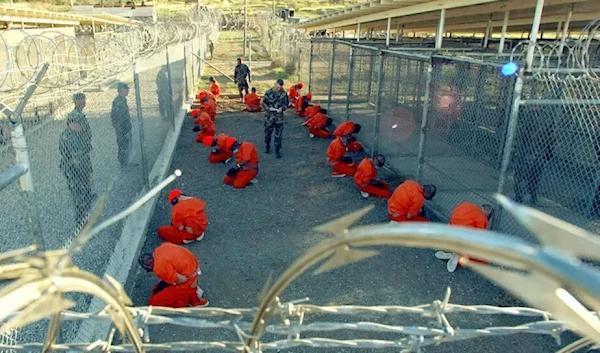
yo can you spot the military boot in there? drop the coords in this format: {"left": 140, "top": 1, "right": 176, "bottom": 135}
{"left": 276, "top": 149, "right": 282, "bottom": 159}
{"left": 265, "top": 145, "right": 271, "bottom": 154}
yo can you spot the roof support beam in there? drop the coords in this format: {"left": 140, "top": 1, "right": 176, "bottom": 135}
{"left": 435, "top": 8, "right": 446, "bottom": 49}
{"left": 526, "top": 0, "right": 545, "bottom": 70}
{"left": 558, "top": 3, "right": 572, "bottom": 53}
{"left": 385, "top": 17, "right": 392, "bottom": 46}
{"left": 498, "top": 10, "right": 510, "bottom": 53}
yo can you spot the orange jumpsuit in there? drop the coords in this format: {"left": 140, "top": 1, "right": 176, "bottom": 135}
{"left": 327, "top": 138, "right": 357, "bottom": 176}
{"left": 305, "top": 113, "right": 331, "bottom": 138}
{"left": 210, "top": 82, "right": 221, "bottom": 99}
{"left": 200, "top": 100, "right": 217, "bottom": 121}
{"left": 303, "top": 105, "right": 321, "bottom": 120}
{"left": 354, "top": 158, "right": 391, "bottom": 198}
{"left": 209, "top": 133, "right": 233, "bottom": 164}
{"left": 147, "top": 243, "right": 204, "bottom": 307}
{"left": 223, "top": 142, "right": 259, "bottom": 189}
{"left": 295, "top": 96, "right": 310, "bottom": 116}
{"left": 333, "top": 121, "right": 362, "bottom": 151}
{"left": 244, "top": 93, "right": 262, "bottom": 112}
{"left": 288, "top": 86, "right": 299, "bottom": 106}
{"left": 449, "top": 202, "right": 490, "bottom": 266}
{"left": 197, "top": 91, "right": 216, "bottom": 103}
{"left": 388, "top": 180, "right": 428, "bottom": 222}
{"left": 194, "top": 112, "right": 216, "bottom": 143}
{"left": 157, "top": 197, "right": 208, "bottom": 244}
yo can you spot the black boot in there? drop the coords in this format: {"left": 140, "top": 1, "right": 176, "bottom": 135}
{"left": 276, "top": 149, "right": 282, "bottom": 159}
{"left": 265, "top": 145, "right": 271, "bottom": 154}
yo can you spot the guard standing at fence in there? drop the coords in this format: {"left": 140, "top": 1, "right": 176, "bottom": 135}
{"left": 111, "top": 82, "right": 133, "bottom": 168}
{"left": 388, "top": 181, "right": 436, "bottom": 223}
{"left": 262, "top": 79, "right": 289, "bottom": 159}
{"left": 59, "top": 93, "right": 95, "bottom": 231}
{"left": 157, "top": 66, "right": 171, "bottom": 121}
{"left": 234, "top": 58, "right": 251, "bottom": 103}
{"left": 138, "top": 243, "right": 209, "bottom": 308}
{"left": 512, "top": 106, "right": 555, "bottom": 205}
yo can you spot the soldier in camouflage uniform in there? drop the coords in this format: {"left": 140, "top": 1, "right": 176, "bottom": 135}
{"left": 111, "top": 82, "right": 133, "bottom": 168}
{"left": 261, "top": 79, "right": 289, "bottom": 159}
{"left": 59, "top": 93, "right": 95, "bottom": 230}
{"left": 234, "top": 58, "right": 251, "bottom": 103}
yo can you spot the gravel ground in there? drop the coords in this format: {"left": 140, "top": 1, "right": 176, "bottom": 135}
{"left": 129, "top": 107, "right": 576, "bottom": 353}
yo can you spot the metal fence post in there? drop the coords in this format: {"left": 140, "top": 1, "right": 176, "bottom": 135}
{"left": 191, "top": 40, "right": 196, "bottom": 90}
{"left": 493, "top": 69, "right": 525, "bottom": 230}
{"left": 393, "top": 57, "right": 401, "bottom": 106}
{"left": 308, "top": 40, "right": 314, "bottom": 93}
{"left": 165, "top": 45, "right": 175, "bottom": 130}
{"left": 183, "top": 42, "right": 190, "bottom": 100}
{"left": 133, "top": 62, "right": 150, "bottom": 190}
{"left": 297, "top": 46, "right": 302, "bottom": 83}
{"left": 4, "top": 64, "right": 49, "bottom": 251}
{"left": 372, "top": 51, "right": 385, "bottom": 156}
{"left": 345, "top": 45, "right": 355, "bottom": 121}
{"left": 327, "top": 41, "right": 336, "bottom": 112}
{"left": 367, "top": 53, "right": 375, "bottom": 102}
{"left": 415, "top": 61, "right": 433, "bottom": 182}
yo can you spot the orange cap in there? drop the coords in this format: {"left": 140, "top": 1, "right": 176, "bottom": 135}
{"left": 297, "top": 82, "right": 303, "bottom": 89}
{"left": 202, "top": 136, "right": 215, "bottom": 147}
{"left": 306, "top": 93, "right": 312, "bottom": 100}
{"left": 225, "top": 137, "right": 237, "bottom": 149}
{"left": 191, "top": 109, "right": 200, "bottom": 118}
{"left": 168, "top": 189, "right": 183, "bottom": 204}
{"left": 197, "top": 91, "right": 206, "bottom": 100}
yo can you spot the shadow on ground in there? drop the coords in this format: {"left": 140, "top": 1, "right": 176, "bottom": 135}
{"left": 129, "top": 106, "right": 573, "bottom": 353}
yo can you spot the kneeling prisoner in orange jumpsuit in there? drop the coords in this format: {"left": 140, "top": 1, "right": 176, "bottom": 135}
{"left": 223, "top": 137, "right": 259, "bottom": 189}
{"left": 354, "top": 154, "right": 391, "bottom": 198}
{"left": 302, "top": 108, "right": 332, "bottom": 138}
{"left": 203, "top": 133, "right": 234, "bottom": 164}
{"left": 303, "top": 104, "right": 321, "bottom": 120}
{"left": 138, "top": 243, "right": 208, "bottom": 308}
{"left": 333, "top": 121, "right": 363, "bottom": 151}
{"left": 243, "top": 87, "right": 262, "bottom": 112}
{"left": 193, "top": 112, "right": 216, "bottom": 143}
{"left": 295, "top": 93, "right": 312, "bottom": 116}
{"left": 327, "top": 136, "right": 357, "bottom": 177}
{"left": 435, "top": 202, "right": 494, "bottom": 272}
{"left": 388, "top": 180, "right": 436, "bottom": 222}
{"left": 157, "top": 189, "right": 208, "bottom": 244}
{"left": 288, "top": 82, "right": 303, "bottom": 106}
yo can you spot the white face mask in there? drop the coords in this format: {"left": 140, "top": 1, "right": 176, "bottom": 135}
{"left": 233, "top": 148, "right": 239, "bottom": 153}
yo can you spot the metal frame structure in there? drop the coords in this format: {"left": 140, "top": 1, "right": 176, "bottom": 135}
{"left": 0, "top": 6, "right": 139, "bottom": 29}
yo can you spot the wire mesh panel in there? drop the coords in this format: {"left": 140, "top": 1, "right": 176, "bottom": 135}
{"left": 347, "top": 46, "right": 380, "bottom": 152}
{"left": 498, "top": 74, "right": 600, "bottom": 238}
{"left": 377, "top": 53, "right": 429, "bottom": 179}
{"left": 419, "top": 57, "right": 513, "bottom": 222}
{"left": 328, "top": 42, "right": 350, "bottom": 124}
{"left": 308, "top": 40, "right": 332, "bottom": 108}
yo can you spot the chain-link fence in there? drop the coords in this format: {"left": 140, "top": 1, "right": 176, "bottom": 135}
{"left": 0, "top": 7, "right": 216, "bottom": 346}
{"left": 310, "top": 38, "right": 600, "bottom": 240}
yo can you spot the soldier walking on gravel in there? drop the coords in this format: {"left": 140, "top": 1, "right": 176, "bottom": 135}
{"left": 111, "top": 82, "right": 133, "bottom": 168}
{"left": 59, "top": 93, "right": 95, "bottom": 231}
{"left": 262, "top": 79, "right": 289, "bottom": 159}
{"left": 234, "top": 58, "right": 251, "bottom": 103}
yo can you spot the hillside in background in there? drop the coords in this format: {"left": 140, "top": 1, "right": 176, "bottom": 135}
{"left": 0, "top": 0, "right": 356, "bottom": 18}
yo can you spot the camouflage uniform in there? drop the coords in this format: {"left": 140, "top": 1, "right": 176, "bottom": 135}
{"left": 234, "top": 63, "right": 251, "bottom": 96}
{"left": 111, "top": 95, "right": 133, "bottom": 167}
{"left": 261, "top": 88, "right": 289, "bottom": 153}
{"left": 59, "top": 110, "right": 94, "bottom": 230}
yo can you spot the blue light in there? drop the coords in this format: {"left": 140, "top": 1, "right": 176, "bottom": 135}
{"left": 501, "top": 62, "right": 518, "bottom": 76}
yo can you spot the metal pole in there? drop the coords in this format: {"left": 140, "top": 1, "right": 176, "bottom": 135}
{"left": 483, "top": 14, "right": 492, "bottom": 48}
{"left": 243, "top": 0, "right": 248, "bottom": 57}
{"left": 559, "top": 4, "right": 573, "bottom": 54}
{"left": 496, "top": 70, "right": 524, "bottom": 195}
{"left": 356, "top": 23, "right": 361, "bottom": 42}
{"left": 326, "top": 41, "right": 336, "bottom": 111}
{"left": 498, "top": 10, "right": 509, "bottom": 54}
{"left": 386, "top": 17, "right": 392, "bottom": 47}
{"left": 526, "top": 0, "right": 545, "bottom": 71}
{"left": 345, "top": 46, "right": 354, "bottom": 121}
{"left": 308, "top": 41, "right": 314, "bottom": 93}
{"left": 555, "top": 21, "right": 562, "bottom": 38}
{"left": 165, "top": 45, "right": 175, "bottom": 130}
{"left": 372, "top": 51, "right": 384, "bottom": 156}
{"left": 395, "top": 23, "right": 401, "bottom": 42}
{"left": 133, "top": 62, "right": 150, "bottom": 189}
{"left": 183, "top": 42, "right": 190, "bottom": 100}
{"left": 191, "top": 40, "right": 196, "bottom": 90}
{"left": 0, "top": 163, "right": 28, "bottom": 192}
{"left": 5, "top": 64, "right": 49, "bottom": 251}
{"left": 415, "top": 62, "right": 433, "bottom": 182}
{"left": 435, "top": 9, "right": 446, "bottom": 49}
{"left": 249, "top": 40, "right": 253, "bottom": 72}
